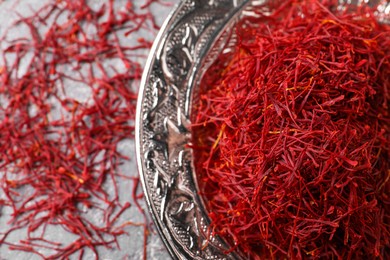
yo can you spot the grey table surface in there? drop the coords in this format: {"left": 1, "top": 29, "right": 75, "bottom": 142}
{"left": 0, "top": 0, "right": 179, "bottom": 259}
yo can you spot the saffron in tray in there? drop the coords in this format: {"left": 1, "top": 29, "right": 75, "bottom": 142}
{"left": 192, "top": 0, "right": 390, "bottom": 259}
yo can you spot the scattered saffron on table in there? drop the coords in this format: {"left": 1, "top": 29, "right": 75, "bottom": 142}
{"left": 0, "top": 0, "right": 171, "bottom": 259}
{"left": 192, "top": 0, "right": 390, "bottom": 259}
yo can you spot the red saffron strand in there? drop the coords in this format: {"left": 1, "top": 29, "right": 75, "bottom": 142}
{"left": 0, "top": 0, "right": 171, "bottom": 259}
{"left": 192, "top": 0, "right": 390, "bottom": 259}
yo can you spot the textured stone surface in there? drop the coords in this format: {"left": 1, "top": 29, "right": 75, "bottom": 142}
{"left": 0, "top": 1, "right": 177, "bottom": 259}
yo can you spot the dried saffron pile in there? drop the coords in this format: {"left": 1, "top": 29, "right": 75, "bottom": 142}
{"left": 192, "top": 0, "right": 390, "bottom": 259}
{"left": 0, "top": 0, "right": 171, "bottom": 259}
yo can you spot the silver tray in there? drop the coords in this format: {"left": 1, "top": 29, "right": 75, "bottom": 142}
{"left": 136, "top": 0, "right": 389, "bottom": 259}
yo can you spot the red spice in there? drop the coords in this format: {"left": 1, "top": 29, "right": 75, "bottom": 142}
{"left": 193, "top": 0, "right": 390, "bottom": 259}
{"left": 0, "top": 0, "right": 169, "bottom": 259}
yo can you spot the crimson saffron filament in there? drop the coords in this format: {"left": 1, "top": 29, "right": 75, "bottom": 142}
{"left": 193, "top": 0, "right": 390, "bottom": 259}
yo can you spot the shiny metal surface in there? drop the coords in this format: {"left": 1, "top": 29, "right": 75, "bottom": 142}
{"left": 136, "top": 1, "right": 253, "bottom": 258}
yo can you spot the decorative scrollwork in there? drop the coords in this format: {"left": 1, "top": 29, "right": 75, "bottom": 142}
{"left": 137, "top": 0, "right": 251, "bottom": 259}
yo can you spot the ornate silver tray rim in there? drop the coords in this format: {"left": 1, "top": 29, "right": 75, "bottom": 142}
{"left": 135, "top": 0, "right": 252, "bottom": 259}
